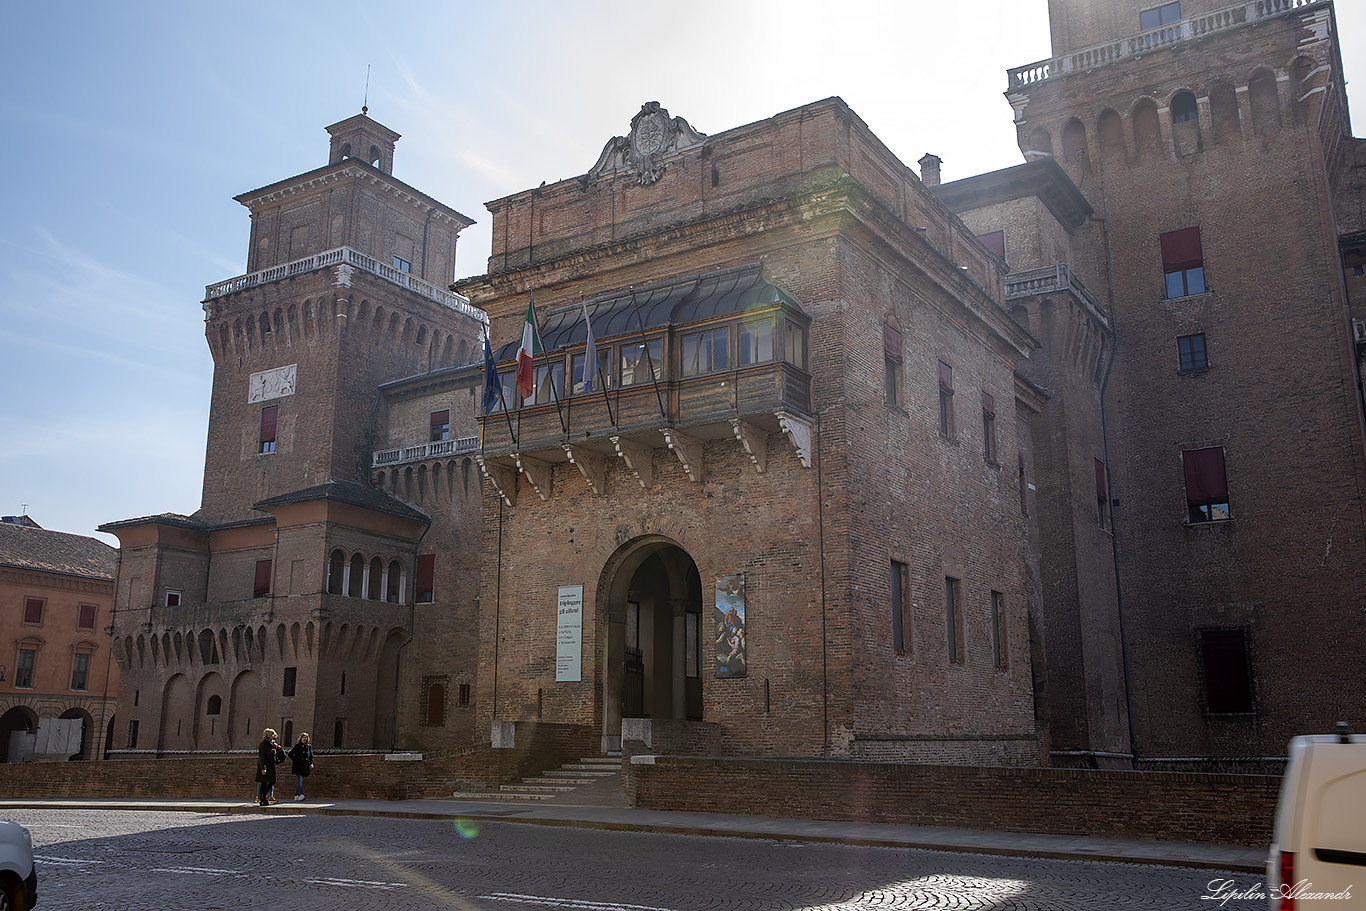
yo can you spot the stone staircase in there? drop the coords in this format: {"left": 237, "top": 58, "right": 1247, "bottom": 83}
{"left": 450, "top": 755, "right": 621, "bottom": 801}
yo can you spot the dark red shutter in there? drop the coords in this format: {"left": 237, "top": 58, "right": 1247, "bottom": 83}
{"left": 254, "top": 559, "right": 273, "bottom": 597}
{"left": 23, "top": 598, "right": 43, "bottom": 623}
{"left": 938, "top": 361, "right": 953, "bottom": 390}
{"left": 977, "top": 230, "right": 1005, "bottom": 259}
{"left": 430, "top": 410, "right": 449, "bottom": 426}
{"left": 259, "top": 405, "right": 279, "bottom": 443}
{"left": 79, "top": 604, "right": 97, "bottom": 629}
{"left": 1183, "top": 447, "right": 1228, "bottom": 503}
{"left": 416, "top": 554, "right": 436, "bottom": 599}
{"left": 1160, "top": 227, "right": 1203, "bottom": 272}
{"left": 883, "top": 325, "right": 902, "bottom": 363}
{"left": 981, "top": 392, "right": 994, "bottom": 416}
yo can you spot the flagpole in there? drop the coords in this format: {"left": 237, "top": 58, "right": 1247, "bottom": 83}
{"left": 484, "top": 328, "right": 517, "bottom": 449}
{"left": 629, "top": 287, "right": 667, "bottom": 422}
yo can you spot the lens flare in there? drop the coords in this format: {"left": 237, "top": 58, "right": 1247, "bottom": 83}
{"left": 452, "top": 818, "right": 479, "bottom": 840}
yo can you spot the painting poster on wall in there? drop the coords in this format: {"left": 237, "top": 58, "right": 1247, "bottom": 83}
{"left": 715, "top": 573, "right": 746, "bottom": 678}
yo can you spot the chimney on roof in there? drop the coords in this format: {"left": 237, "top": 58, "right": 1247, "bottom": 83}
{"left": 919, "top": 153, "right": 942, "bottom": 187}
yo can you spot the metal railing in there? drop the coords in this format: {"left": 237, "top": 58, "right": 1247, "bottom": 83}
{"left": 1006, "top": 0, "right": 1324, "bottom": 90}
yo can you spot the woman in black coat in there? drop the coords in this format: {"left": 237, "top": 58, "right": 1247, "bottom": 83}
{"left": 286, "top": 732, "right": 314, "bottom": 801}
{"left": 255, "top": 728, "right": 284, "bottom": 806}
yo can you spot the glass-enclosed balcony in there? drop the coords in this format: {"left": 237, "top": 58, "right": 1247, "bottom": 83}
{"left": 477, "top": 263, "right": 814, "bottom": 500}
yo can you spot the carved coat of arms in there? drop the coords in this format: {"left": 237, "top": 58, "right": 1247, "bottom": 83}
{"left": 587, "top": 102, "right": 707, "bottom": 186}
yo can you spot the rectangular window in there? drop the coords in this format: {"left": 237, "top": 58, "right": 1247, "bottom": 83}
{"left": 682, "top": 327, "right": 729, "bottom": 375}
{"left": 991, "top": 591, "right": 1007, "bottom": 669}
{"left": 495, "top": 370, "right": 516, "bottom": 412}
{"left": 938, "top": 362, "right": 954, "bottom": 436}
{"left": 429, "top": 410, "right": 450, "bottom": 442}
{"left": 254, "top": 559, "right": 273, "bottom": 598}
{"left": 333, "top": 719, "right": 345, "bottom": 749}
{"left": 884, "top": 325, "right": 902, "bottom": 407}
{"left": 945, "top": 577, "right": 963, "bottom": 664}
{"left": 1140, "top": 1, "right": 1181, "bottom": 30}
{"left": 71, "top": 653, "right": 89, "bottom": 691}
{"left": 1177, "top": 333, "right": 1208, "bottom": 371}
{"left": 1018, "top": 452, "right": 1029, "bottom": 515}
{"left": 1200, "top": 629, "right": 1254, "bottom": 713}
{"left": 415, "top": 553, "right": 435, "bottom": 603}
{"left": 620, "top": 339, "right": 662, "bottom": 386}
{"left": 738, "top": 317, "right": 775, "bottom": 367}
{"left": 23, "top": 598, "right": 43, "bottom": 624}
{"left": 533, "top": 361, "right": 563, "bottom": 405}
{"left": 15, "top": 649, "right": 35, "bottom": 688}
{"left": 283, "top": 666, "right": 297, "bottom": 698}
{"left": 1183, "top": 446, "right": 1230, "bottom": 522}
{"left": 165, "top": 590, "right": 182, "bottom": 607}
{"left": 78, "top": 604, "right": 97, "bottom": 630}
{"left": 393, "top": 255, "right": 412, "bottom": 273}
{"left": 572, "top": 348, "right": 612, "bottom": 395}
{"left": 128, "top": 719, "right": 139, "bottom": 749}
{"left": 1161, "top": 227, "right": 1205, "bottom": 298}
{"left": 1095, "top": 458, "right": 1109, "bottom": 529}
{"left": 458, "top": 683, "right": 471, "bottom": 706}
{"left": 891, "top": 561, "right": 908, "bottom": 652}
{"left": 981, "top": 393, "right": 996, "bottom": 461}
{"left": 977, "top": 230, "right": 1005, "bottom": 259}
{"left": 259, "top": 404, "right": 279, "bottom": 453}
{"left": 783, "top": 321, "right": 807, "bottom": 370}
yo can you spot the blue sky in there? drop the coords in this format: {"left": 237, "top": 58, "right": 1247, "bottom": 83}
{"left": 2, "top": 1, "right": 1363, "bottom": 543}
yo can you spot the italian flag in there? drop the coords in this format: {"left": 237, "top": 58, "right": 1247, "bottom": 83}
{"left": 515, "top": 295, "right": 542, "bottom": 400}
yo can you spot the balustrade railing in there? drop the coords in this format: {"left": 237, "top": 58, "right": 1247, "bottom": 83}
{"left": 205, "top": 246, "right": 486, "bottom": 324}
{"left": 1004, "top": 264, "right": 1107, "bottom": 323}
{"left": 1007, "top": 0, "right": 1323, "bottom": 89}
{"left": 373, "top": 435, "right": 478, "bottom": 468}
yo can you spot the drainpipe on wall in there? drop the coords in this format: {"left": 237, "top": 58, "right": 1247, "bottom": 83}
{"left": 1090, "top": 213, "right": 1138, "bottom": 767}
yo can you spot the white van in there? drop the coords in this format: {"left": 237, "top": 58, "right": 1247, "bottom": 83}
{"left": 1267, "top": 728, "right": 1364, "bottom": 908}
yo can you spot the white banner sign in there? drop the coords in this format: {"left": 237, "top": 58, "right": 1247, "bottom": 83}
{"left": 556, "top": 584, "right": 584, "bottom": 682}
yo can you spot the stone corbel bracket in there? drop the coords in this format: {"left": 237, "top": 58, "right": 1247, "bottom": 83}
{"left": 775, "top": 411, "right": 814, "bottom": 469}
{"left": 563, "top": 444, "right": 606, "bottom": 495}
{"left": 514, "top": 452, "right": 553, "bottom": 501}
{"left": 662, "top": 428, "right": 703, "bottom": 483}
{"left": 731, "top": 419, "right": 767, "bottom": 474}
{"left": 611, "top": 435, "right": 654, "bottom": 489}
{"left": 476, "top": 455, "right": 517, "bottom": 506}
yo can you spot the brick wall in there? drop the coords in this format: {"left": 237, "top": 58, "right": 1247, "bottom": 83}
{"left": 623, "top": 754, "right": 1279, "bottom": 846}
{"left": 0, "top": 723, "right": 591, "bottom": 800}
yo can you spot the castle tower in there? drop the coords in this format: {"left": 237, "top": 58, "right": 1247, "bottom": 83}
{"left": 199, "top": 112, "right": 479, "bottom": 524}
{"left": 1006, "top": 0, "right": 1366, "bottom": 769}
{"left": 104, "top": 114, "right": 484, "bottom": 755}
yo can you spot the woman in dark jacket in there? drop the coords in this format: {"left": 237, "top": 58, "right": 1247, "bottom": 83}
{"left": 287, "top": 732, "right": 314, "bottom": 801}
{"left": 255, "top": 728, "right": 284, "bottom": 806}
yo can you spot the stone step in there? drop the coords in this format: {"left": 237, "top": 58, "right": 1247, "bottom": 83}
{"left": 448, "top": 756, "right": 622, "bottom": 802}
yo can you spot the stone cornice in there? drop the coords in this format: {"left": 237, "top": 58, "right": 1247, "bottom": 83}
{"left": 0, "top": 566, "right": 114, "bottom": 596}
{"left": 235, "top": 162, "right": 474, "bottom": 230}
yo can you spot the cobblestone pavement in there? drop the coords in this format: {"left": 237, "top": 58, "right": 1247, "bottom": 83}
{"left": 13, "top": 808, "right": 1264, "bottom": 910}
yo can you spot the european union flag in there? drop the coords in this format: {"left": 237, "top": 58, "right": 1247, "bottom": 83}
{"left": 481, "top": 332, "right": 503, "bottom": 415}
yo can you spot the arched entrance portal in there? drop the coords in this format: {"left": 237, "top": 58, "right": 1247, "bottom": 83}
{"left": 600, "top": 537, "right": 703, "bottom": 753}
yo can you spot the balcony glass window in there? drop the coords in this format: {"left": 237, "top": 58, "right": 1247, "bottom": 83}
{"left": 783, "top": 321, "right": 807, "bottom": 370}
{"left": 739, "top": 317, "right": 775, "bottom": 367}
{"left": 533, "top": 361, "right": 563, "bottom": 405}
{"left": 572, "top": 349, "right": 612, "bottom": 395}
{"left": 621, "top": 339, "right": 663, "bottom": 386}
{"left": 682, "top": 328, "right": 729, "bottom": 376}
